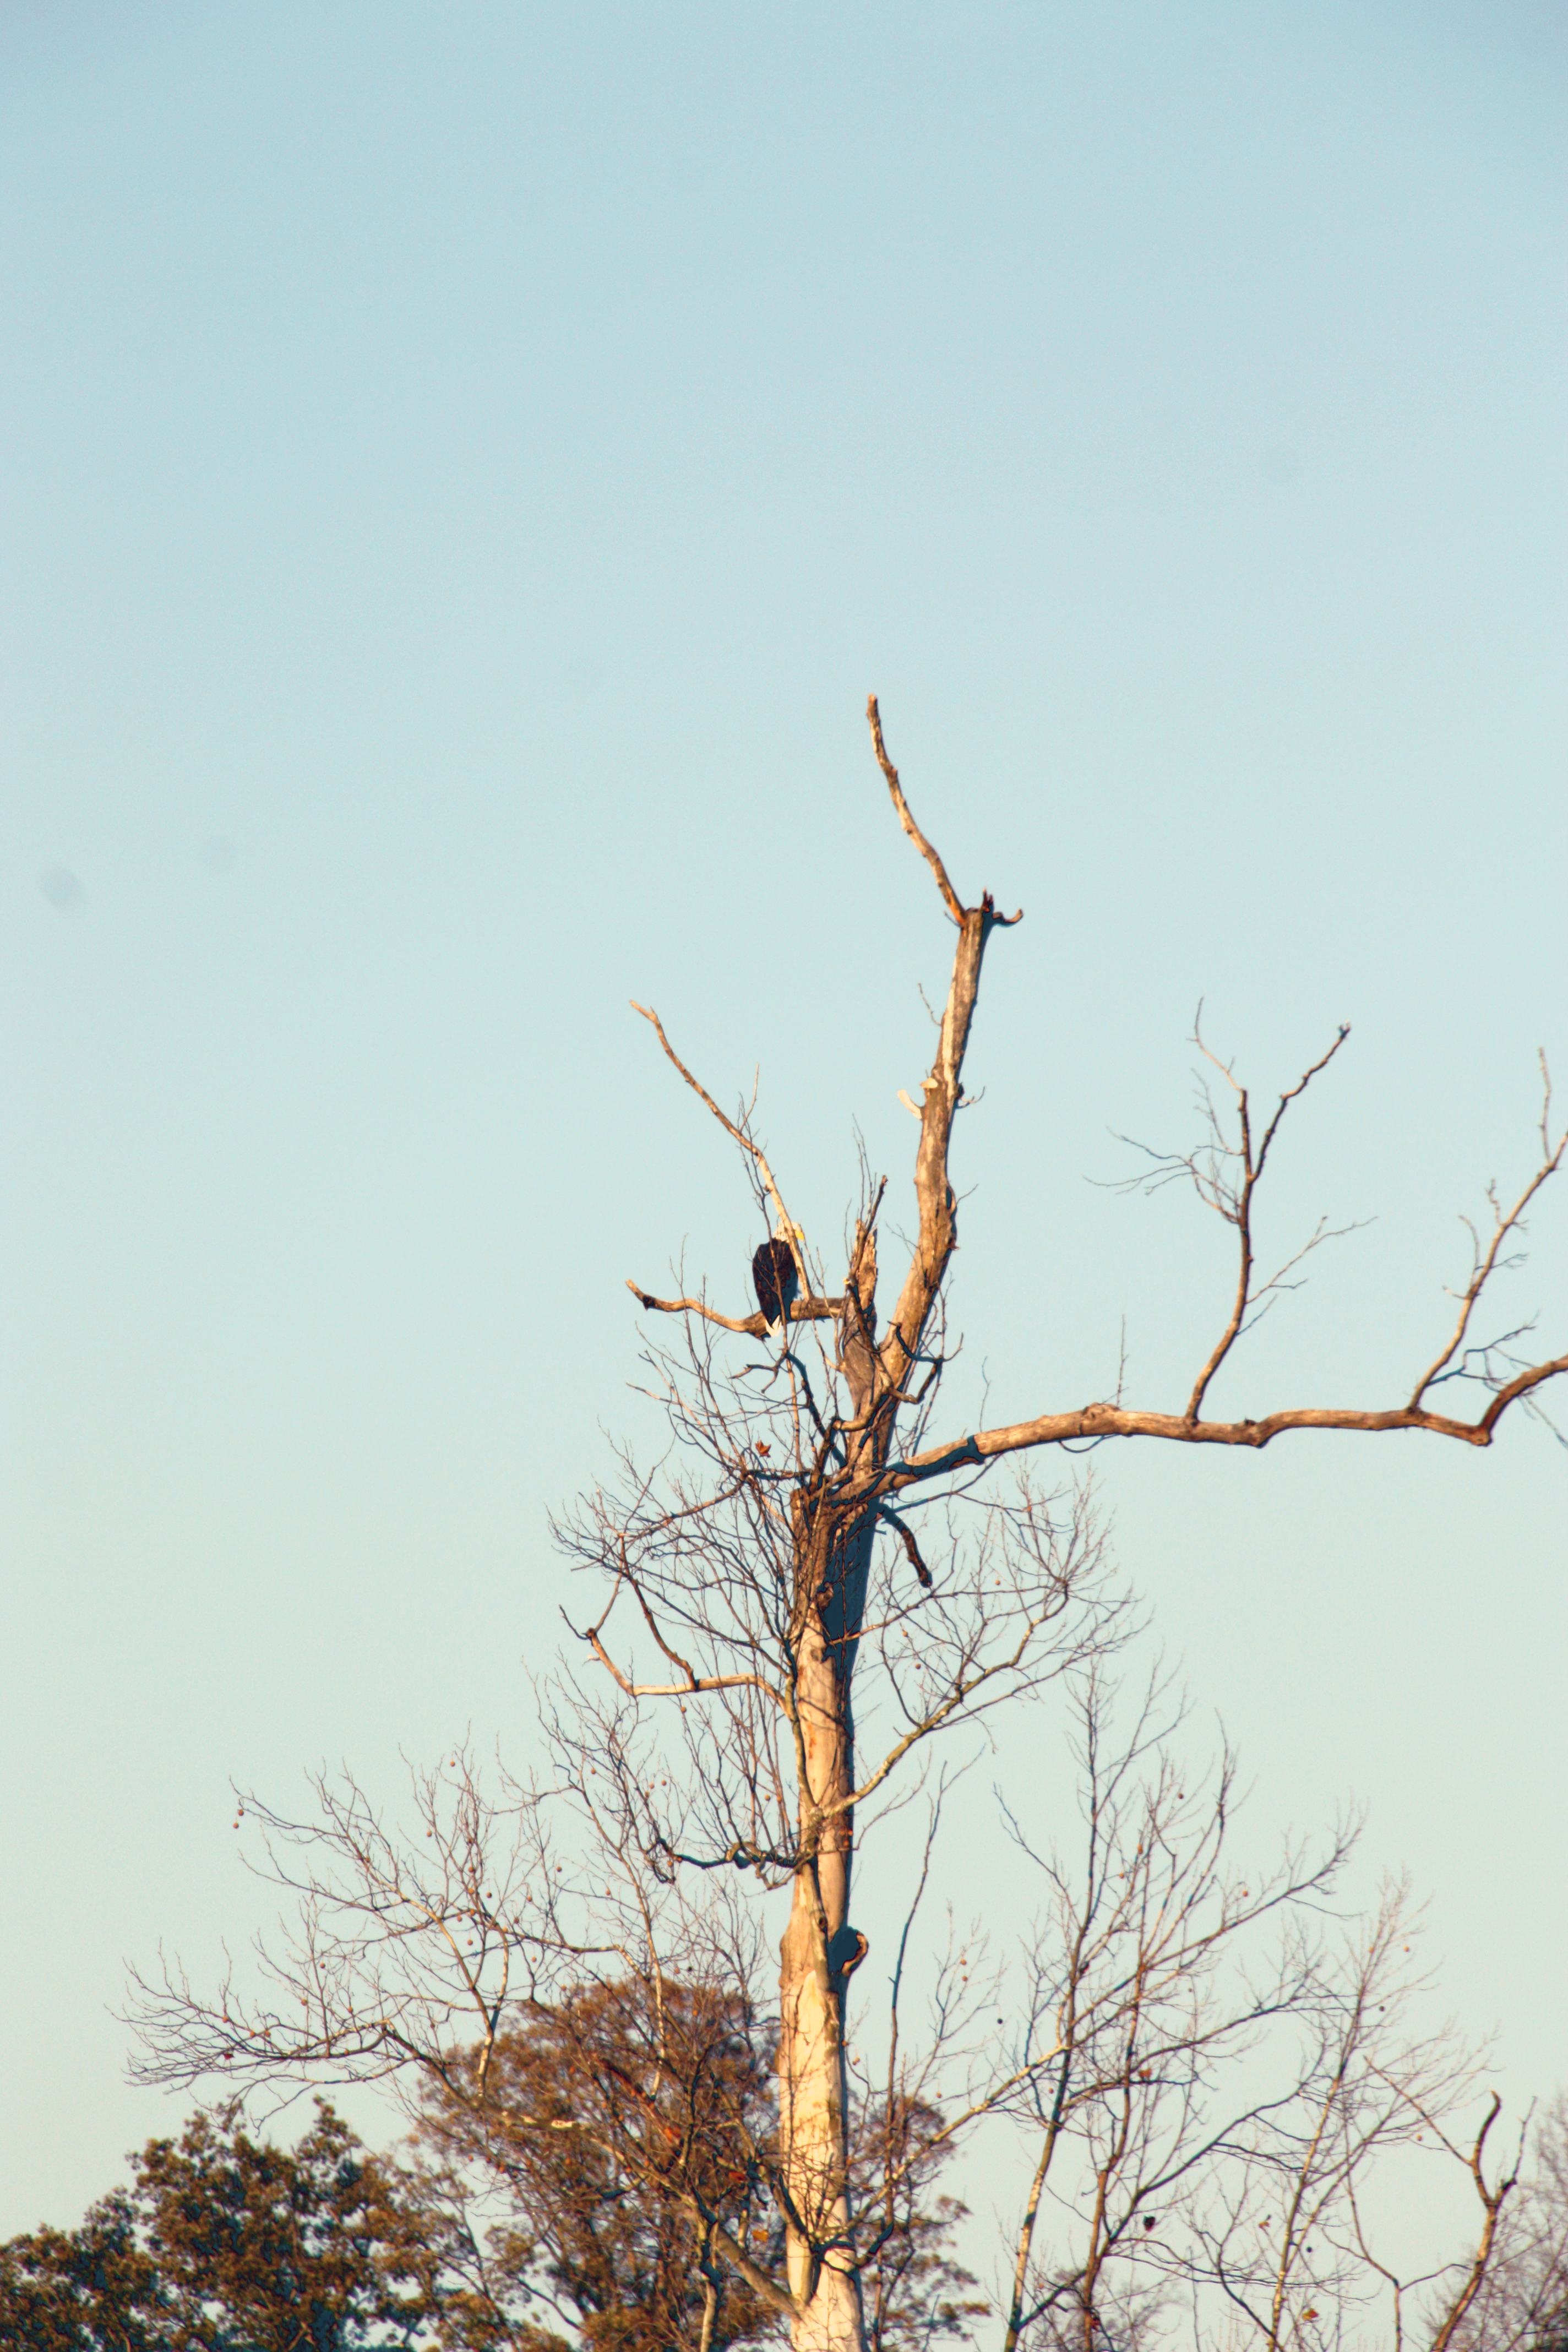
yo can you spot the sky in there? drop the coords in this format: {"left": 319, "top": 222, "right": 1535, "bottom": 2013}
{"left": 2, "top": 0, "right": 1564, "bottom": 2272}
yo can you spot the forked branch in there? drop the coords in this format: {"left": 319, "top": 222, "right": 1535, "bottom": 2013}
{"left": 1412, "top": 1056, "right": 1565, "bottom": 1411}
{"left": 1416, "top": 2094, "right": 1521, "bottom": 2352}
{"left": 568, "top": 1574, "right": 788, "bottom": 1716}
{"left": 1182, "top": 1021, "right": 1353, "bottom": 1422}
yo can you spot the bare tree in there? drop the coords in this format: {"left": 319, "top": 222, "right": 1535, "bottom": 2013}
{"left": 992, "top": 1665, "right": 1353, "bottom": 2352}
{"left": 1168, "top": 1891, "right": 1511, "bottom": 2352}
{"left": 600, "top": 701, "right": 1561, "bottom": 2346}
{"left": 1435, "top": 2095, "right": 1568, "bottom": 2352}
{"left": 130, "top": 704, "right": 1565, "bottom": 2352}
{"left": 922, "top": 1664, "right": 1496, "bottom": 2352}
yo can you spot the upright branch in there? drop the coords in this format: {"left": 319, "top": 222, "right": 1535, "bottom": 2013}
{"left": 865, "top": 696, "right": 1021, "bottom": 1402}
{"left": 867, "top": 694, "right": 968, "bottom": 927}
{"left": 1428, "top": 2093, "right": 1568, "bottom": 2352}
{"left": 1176, "top": 1017, "right": 1354, "bottom": 1423}
{"left": 1409, "top": 1054, "right": 1566, "bottom": 1416}
{"left": 1423, "top": 2095, "right": 1522, "bottom": 2352}
{"left": 630, "top": 1000, "right": 814, "bottom": 1298}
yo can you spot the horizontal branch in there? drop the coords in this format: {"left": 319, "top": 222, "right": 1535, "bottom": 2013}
{"left": 582, "top": 1624, "right": 788, "bottom": 1714}
{"left": 886, "top": 1352, "right": 1568, "bottom": 1485}
{"left": 625, "top": 1280, "right": 843, "bottom": 1333}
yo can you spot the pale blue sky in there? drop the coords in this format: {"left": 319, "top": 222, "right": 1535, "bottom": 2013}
{"left": 2, "top": 0, "right": 1564, "bottom": 2250}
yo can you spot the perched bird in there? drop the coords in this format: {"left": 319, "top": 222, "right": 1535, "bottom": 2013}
{"left": 827, "top": 1924, "right": 869, "bottom": 1984}
{"left": 752, "top": 1216, "right": 805, "bottom": 1334}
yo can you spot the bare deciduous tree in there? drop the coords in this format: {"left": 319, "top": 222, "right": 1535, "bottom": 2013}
{"left": 130, "top": 705, "right": 1565, "bottom": 2352}
{"left": 1437, "top": 2095, "right": 1568, "bottom": 2352}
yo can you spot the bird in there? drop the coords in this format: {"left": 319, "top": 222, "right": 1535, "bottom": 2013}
{"left": 752, "top": 1216, "right": 805, "bottom": 1334}
{"left": 827, "top": 1924, "right": 869, "bottom": 1984}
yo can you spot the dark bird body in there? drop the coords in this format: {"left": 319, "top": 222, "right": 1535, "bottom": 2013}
{"left": 752, "top": 1224, "right": 802, "bottom": 1332}
{"left": 827, "top": 1924, "right": 869, "bottom": 1985}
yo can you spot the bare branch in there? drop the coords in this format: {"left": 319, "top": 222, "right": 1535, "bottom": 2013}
{"left": 631, "top": 1000, "right": 802, "bottom": 1246}
{"left": 879, "top": 1504, "right": 934, "bottom": 1589}
{"left": 1183, "top": 1022, "right": 1353, "bottom": 1422}
{"left": 1425, "top": 2097, "right": 1521, "bottom": 2352}
{"left": 866, "top": 695, "right": 967, "bottom": 925}
{"left": 1412, "top": 1071, "right": 1566, "bottom": 1408}
{"left": 884, "top": 1360, "right": 1568, "bottom": 1484}
{"left": 570, "top": 1592, "right": 789, "bottom": 1717}
{"left": 625, "top": 1278, "right": 843, "bottom": 1333}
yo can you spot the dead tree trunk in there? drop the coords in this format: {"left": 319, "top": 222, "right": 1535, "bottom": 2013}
{"left": 776, "top": 1212, "right": 882, "bottom": 2345}
{"left": 776, "top": 771, "right": 1014, "bottom": 2349}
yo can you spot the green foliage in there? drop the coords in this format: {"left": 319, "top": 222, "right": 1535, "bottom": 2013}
{"left": 0, "top": 2190, "right": 164, "bottom": 2352}
{"left": 0, "top": 2102, "right": 443, "bottom": 2352}
{"left": 2, "top": 2002, "right": 985, "bottom": 2352}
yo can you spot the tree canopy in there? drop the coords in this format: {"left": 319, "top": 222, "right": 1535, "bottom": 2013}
{"left": 0, "top": 2103, "right": 442, "bottom": 2352}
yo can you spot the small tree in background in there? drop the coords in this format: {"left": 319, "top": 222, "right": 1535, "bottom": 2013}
{"left": 0, "top": 2101, "right": 444, "bottom": 2352}
{"left": 410, "top": 1979, "right": 982, "bottom": 2352}
{"left": 412, "top": 1974, "right": 787, "bottom": 2352}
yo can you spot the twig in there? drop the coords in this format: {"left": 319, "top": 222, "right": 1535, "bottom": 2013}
{"left": 1184, "top": 1024, "right": 1352, "bottom": 1423}
{"left": 1412, "top": 1063, "right": 1566, "bottom": 1408}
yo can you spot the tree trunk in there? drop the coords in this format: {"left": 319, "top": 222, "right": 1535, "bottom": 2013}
{"left": 778, "top": 1613, "right": 863, "bottom": 2352}
{"left": 778, "top": 1219, "right": 881, "bottom": 2352}
{"left": 776, "top": 872, "right": 998, "bottom": 2352}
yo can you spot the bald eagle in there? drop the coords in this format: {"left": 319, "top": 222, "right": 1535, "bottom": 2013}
{"left": 753, "top": 1217, "right": 804, "bottom": 1334}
